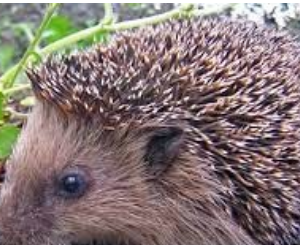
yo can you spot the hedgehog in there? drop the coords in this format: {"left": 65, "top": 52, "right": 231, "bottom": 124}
{"left": 0, "top": 17, "right": 300, "bottom": 244}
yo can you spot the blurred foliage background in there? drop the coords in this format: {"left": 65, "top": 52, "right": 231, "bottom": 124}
{"left": 0, "top": 3, "right": 300, "bottom": 162}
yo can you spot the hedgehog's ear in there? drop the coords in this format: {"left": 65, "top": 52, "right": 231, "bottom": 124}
{"left": 143, "top": 125, "right": 184, "bottom": 176}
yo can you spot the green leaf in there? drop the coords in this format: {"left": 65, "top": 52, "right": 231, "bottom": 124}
{"left": 43, "top": 15, "right": 79, "bottom": 44}
{"left": 0, "top": 125, "right": 20, "bottom": 159}
{"left": 0, "top": 45, "right": 15, "bottom": 71}
{"left": 125, "top": 3, "right": 143, "bottom": 9}
{"left": 0, "top": 92, "right": 4, "bottom": 122}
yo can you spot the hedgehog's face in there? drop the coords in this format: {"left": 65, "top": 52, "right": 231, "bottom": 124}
{"left": 0, "top": 103, "right": 249, "bottom": 244}
{"left": 0, "top": 102, "right": 183, "bottom": 244}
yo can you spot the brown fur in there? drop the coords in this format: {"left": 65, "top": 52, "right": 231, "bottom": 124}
{"left": 1, "top": 17, "right": 300, "bottom": 244}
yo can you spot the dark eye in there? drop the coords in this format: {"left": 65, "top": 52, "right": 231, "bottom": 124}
{"left": 57, "top": 170, "right": 88, "bottom": 199}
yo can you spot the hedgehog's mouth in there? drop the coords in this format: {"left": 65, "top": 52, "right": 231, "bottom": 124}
{"left": 72, "top": 235, "right": 137, "bottom": 245}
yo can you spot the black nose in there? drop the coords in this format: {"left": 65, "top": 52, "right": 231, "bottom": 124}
{"left": 0, "top": 164, "right": 6, "bottom": 183}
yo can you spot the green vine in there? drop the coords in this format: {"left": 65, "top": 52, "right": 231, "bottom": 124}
{"left": 102, "top": 3, "right": 115, "bottom": 25}
{"left": 1, "top": 3, "right": 60, "bottom": 90}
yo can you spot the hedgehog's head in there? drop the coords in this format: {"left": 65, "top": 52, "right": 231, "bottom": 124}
{"left": 0, "top": 91, "right": 251, "bottom": 244}
{"left": 0, "top": 100, "right": 249, "bottom": 245}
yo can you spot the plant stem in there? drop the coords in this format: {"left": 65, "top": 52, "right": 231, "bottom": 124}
{"left": 107, "top": 4, "right": 194, "bottom": 31}
{"left": 5, "top": 107, "right": 28, "bottom": 121}
{"left": 3, "top": 84, "right": 31, "bottom": 96}
{"left": 40, "top": 4, "right": 195, "bottom": 55}
{"left": 1, "top": 3, "right": 60, "bottom": 89}
{"left": 14, "top": 23, "right": 35, "bottom": 43}
{"left": 194, "top": 3, "right": 238, "bottom": 16}
{"left": 103, "top": 3, "right": 114, "bottom": 24}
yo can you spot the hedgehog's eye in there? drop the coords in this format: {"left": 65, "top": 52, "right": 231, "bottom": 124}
{"left": 57, "top": 169, "right": 88, "bottom": 199}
